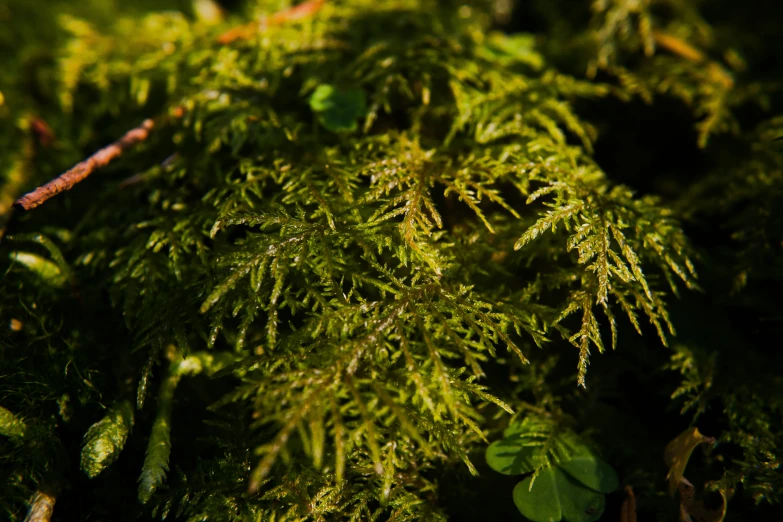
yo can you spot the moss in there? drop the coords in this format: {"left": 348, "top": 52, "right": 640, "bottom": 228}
{"left": 1, "top": 0, "right": 781, "bottom": 520}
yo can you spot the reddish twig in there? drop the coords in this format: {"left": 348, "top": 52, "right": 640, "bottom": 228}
{"left": 268, "top": 0, "right": 325, "bottom": 25}
{"left": 217, "top": 0, "right": 326, "bottom": 44}
{"left": 30, "top": 117, "right": 56, "bottom": 148}
{"left": 652, "top": 30, "right": 734, "bottom": 88}
{"left": 652, "top": 30, "right": 706, "bottom": 63}
{"left": 620, "top": 485, "right": 637, "bottom": 522}
{"left": 14, "top": 119, "right": 155, "bottom": 211}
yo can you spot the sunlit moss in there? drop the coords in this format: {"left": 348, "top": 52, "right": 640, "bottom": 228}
{"left": 1, "top": 0, "right": 781, "bottom": 520}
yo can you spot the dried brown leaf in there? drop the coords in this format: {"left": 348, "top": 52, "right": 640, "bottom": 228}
{"left": 664, "top": 427, "right": 716, "bottom": 496}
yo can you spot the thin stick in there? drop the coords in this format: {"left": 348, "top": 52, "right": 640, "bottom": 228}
{"left": 14, "top": 119, "right": 155, "bottom": 211}
{"left": 620, "top": 485, "right": 637, "bottom": 522}
{"left": 652, "top": 30, "right": 734, "bottom": 88}
{"left": 217, "top": 0, "right": 326, "bottom": 44}
{"left": 652, "top": 30, "right": 706, "bottom": 63}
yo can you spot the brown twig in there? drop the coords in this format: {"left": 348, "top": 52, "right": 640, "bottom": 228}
{"left": 268, "top": 0, "right": 326, "bottom": 25}
{"left": 30, "top": 117, "right": 56, "bottom": 148}
{"left": 217, "top": 0, "right": 326, "bottom": 44}
{"left": 14, "top": 119, "right": 155, "bottom": 211}
{"left": 652, "top": 30, "right": 734, "bottom": 88}
{"left": 652, "top": 30, "right": 706, "bottom": 63}
{"left": 620, "top": 485, "right": 637, "bottom": 522}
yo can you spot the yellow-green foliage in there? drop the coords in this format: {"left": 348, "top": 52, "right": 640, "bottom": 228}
{"left": 1, "top": 0, "right": 781, "bottom": 520}
{"left": 81, "top": 401, "right": 135, "bottom": 478}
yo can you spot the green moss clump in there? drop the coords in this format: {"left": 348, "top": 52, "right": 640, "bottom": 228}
{"left": 1, "top": 0, "right": 781, "bottom": 520}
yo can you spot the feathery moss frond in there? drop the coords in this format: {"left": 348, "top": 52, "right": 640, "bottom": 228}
{"left": 81, "top": 401, "right": 135, "bottom": 479}
{"left": 3, "top": 0, "right": 781, "bottom": 519}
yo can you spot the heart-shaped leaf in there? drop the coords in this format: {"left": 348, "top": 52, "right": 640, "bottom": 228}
{"left": 503, "top": 420, "right": 527, "bottom": 438}
{"left": 513, "top": 466, "right": 606, "bottom": 522}
{"left": 309, "top": 84, "right": 366, "bottom": 133}
{"left": 559, "top": 445, "right": 619, "bottom": 493}
{"left": 513, "top": 466, "right": 562, "bottom": 522}
{"left": 486, "top": 438, "right": 545, "bottom": 475}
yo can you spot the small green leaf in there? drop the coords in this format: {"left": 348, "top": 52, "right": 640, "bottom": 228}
{"left": 556, "top": 470, "right": 606, "bottom": 522}
{"left": 81, "top": 401, "right": 135, "bottom": 478}
{"left": 478, "top": 32, "right": 545, "bottom": 70}
{"left": 503, "top": 419, "right": 527, "bottom": 438}
{"left": 486, "top": 438, "right": 545, "bottom": 475}
{"left": 173, "top": 351, "right": 237, "bottom": 377}
{"left": 9, "top": 251, "right": 67, "bottom": 287}
{"left": 139, "top": 369, "right": 179, "bottom": 504}
{"left": 513, "top": 466, "right": 606, "bottom": 522}
{"left": 309, "top": 84, "right": 367, "bottom": 132}
{"left": 559, "top": 446, "right": 619, "bottom": 493}
{"left": 513, "top": 466, "right": 562, "bottom": 522}
{"left": 0, "top": 405, "right": 26, "bottom": 440}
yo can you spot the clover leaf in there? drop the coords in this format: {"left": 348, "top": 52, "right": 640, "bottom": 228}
{"left": 308, "top": 84, "right": 367, "bottom": 132}
{"left": 485, "top": 419, "right": 619, "bottom": 522}
{"left": 486, "top": 438, "right": 545, "bottom": 475}
{"left": 513, "top": 466, "right": 605, "bottom": 522}
{"left": 559, "top": 446, "right": 619, "bottom": 494}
